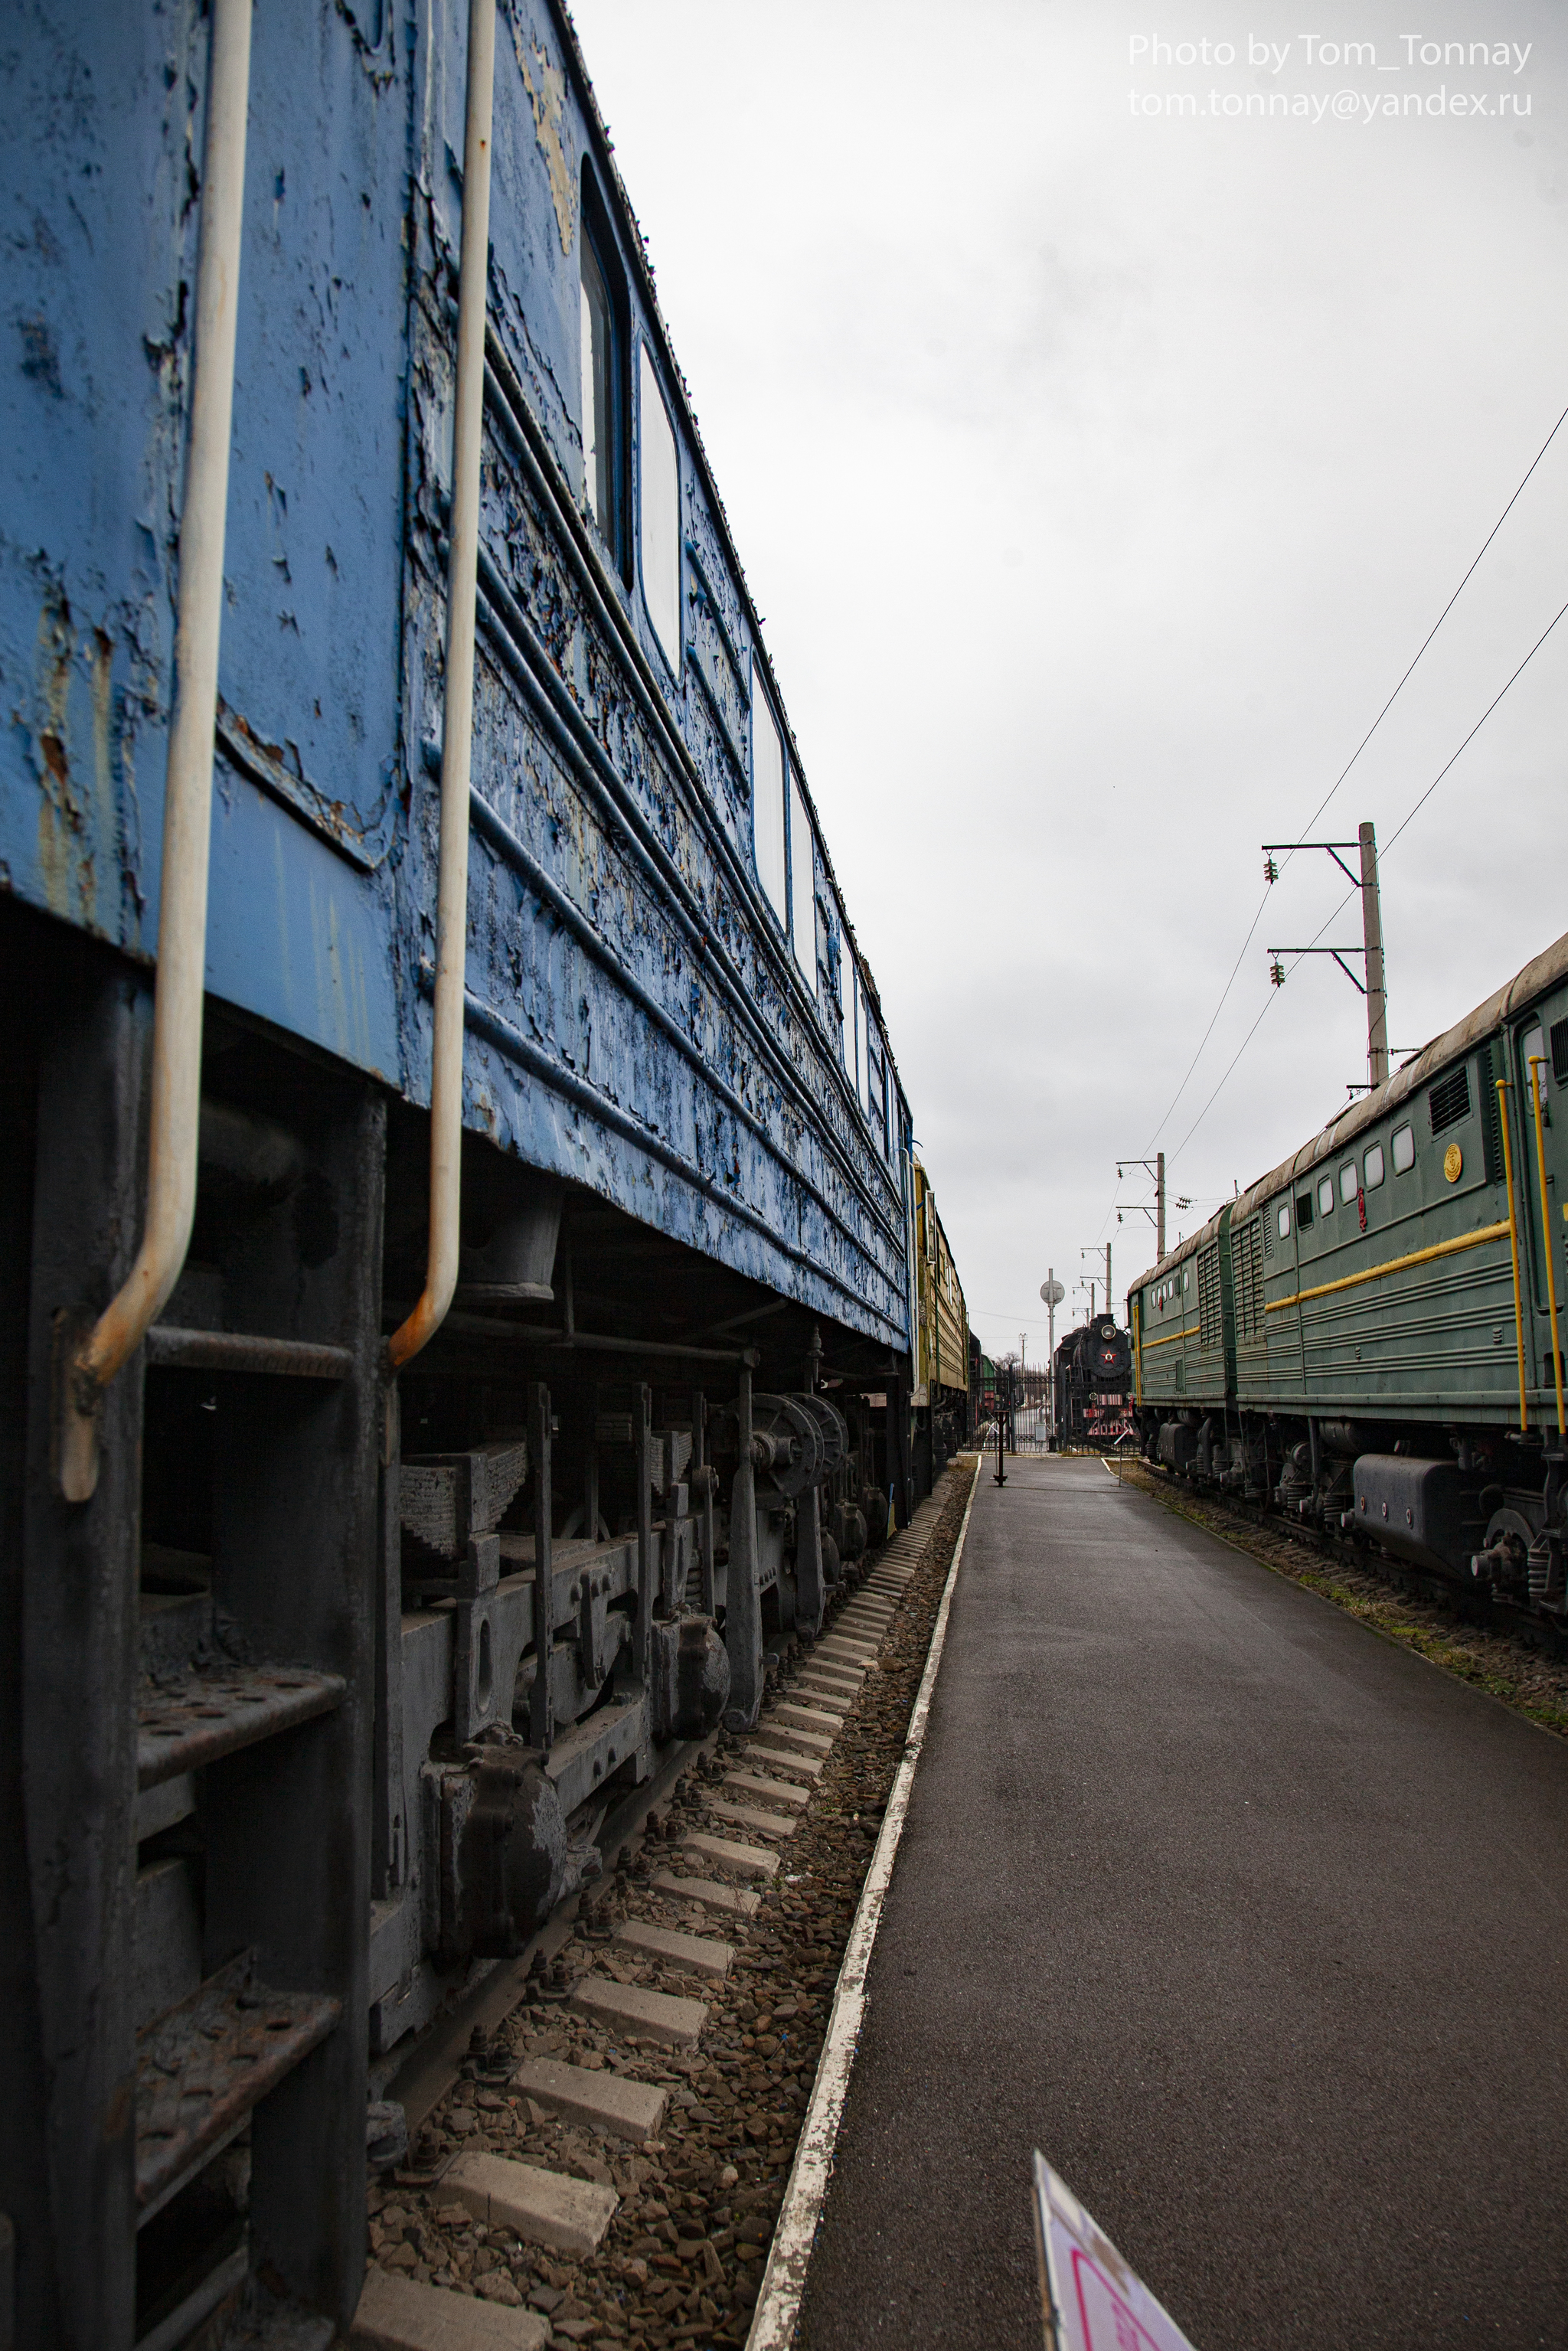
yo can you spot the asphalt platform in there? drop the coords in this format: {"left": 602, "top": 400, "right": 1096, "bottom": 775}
{"left": 796, "top": 1455, "right": 1568, "bottom": 2351}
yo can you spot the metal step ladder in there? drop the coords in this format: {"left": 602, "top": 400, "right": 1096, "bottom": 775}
{"left": 4, "top": 925, "right": 384, "bottom": 2351}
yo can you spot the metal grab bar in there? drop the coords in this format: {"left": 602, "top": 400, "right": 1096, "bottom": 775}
{"left": 387, "top": 0, "right": 496, "bottom": 1373}
{"left": 59, "top": 0, "right": 253, "bottom": 1502}
{"left": 1527, "top": 1057, "right": 1565, "bottom": 1437}
{"left": 1496, "top": 1076, "right": 1530, "bottom": 1435}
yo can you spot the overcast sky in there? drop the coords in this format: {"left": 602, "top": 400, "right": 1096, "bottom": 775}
{"left": 570, "top": 0, "right": 1568, "bottom": 1363}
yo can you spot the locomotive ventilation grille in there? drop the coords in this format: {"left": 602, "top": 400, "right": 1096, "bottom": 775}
{"left": 1197, "top": 1242, "right": 1222, "bottom": 1350}
{"left": 1234, "top": 1217, "right": 1266, "bottom": 1340}
{"left": 1428, "top": 1064, "right": 1471, "bottom": 1138}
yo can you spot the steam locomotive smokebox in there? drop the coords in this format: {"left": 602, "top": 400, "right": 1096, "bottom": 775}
{"left": 650, "top": 1614, "right": 730, "bottom": 1742}
{"left": 1158, "top": 1420, "right": 1197, "bottom": 1473}
{"left": 425, "top": 1733, "right": 567, "bottom": 1962}
{"left": 1353, "top": 1455, "right": 1474, "bottom": 1579}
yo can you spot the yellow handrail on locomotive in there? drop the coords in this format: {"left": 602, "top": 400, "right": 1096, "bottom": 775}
{"left": 1527, "top": 1056, "right": 1565, "bottom": 1438}
{"left": 1497, "top": 1076, "right": 1530, "bottom": 1435}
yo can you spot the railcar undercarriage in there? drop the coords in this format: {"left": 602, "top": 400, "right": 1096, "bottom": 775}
{"left": 1, "top": 901, "right": 918, "bottom": 2349}
{"left": 1138, "top": 1402, "right": 1568, "bottom": 1638}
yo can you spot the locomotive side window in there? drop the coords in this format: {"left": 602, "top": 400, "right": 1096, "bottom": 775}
{"left": 638, "top": 346, "right": 681, "bottom": 675}
{"left": 1522, "top": 1023, "right": 1548, "bottom": 1098}
{"left": 1552, "top": 1018, "right": 1568, "bottom": 1085}
{"left": 1391, "top": 1123, "right": 1415, "bottom": 1174}
{"left": 1276, "top": 1202, "right": 1291, "bottom": 1239}
{"left": 788, "top": 776, "right": 815, "bottom": 979}
{"left": 1339, "top": 1162, "right": 1358, "bottom": 1204}
{"left": 1364, "top": 1142, "right": 1385, "bottom": 1190}
{"left": 1295, "top": 1191, "right": 1313, "bottom": 1229}
{"left": 752, "top": 682, "right": 787, "bottom": 924}
{"left": 1318, "top": 1175, "right": 1334, "bottom": 1216}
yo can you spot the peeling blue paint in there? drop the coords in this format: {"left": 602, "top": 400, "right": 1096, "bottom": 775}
{"left": 0, "top": 0, "right": 913, "bottom": 1354}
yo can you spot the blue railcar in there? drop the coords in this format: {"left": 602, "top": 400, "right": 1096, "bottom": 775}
{"left": 0, "top": 6, "right": 936, "bottom": 2343}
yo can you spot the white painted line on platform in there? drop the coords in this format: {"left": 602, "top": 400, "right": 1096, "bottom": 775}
{"left": 746, "top": 1464, "right": 979, "bottom": 2351}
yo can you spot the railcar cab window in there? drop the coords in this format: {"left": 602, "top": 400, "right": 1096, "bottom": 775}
{"left": 1392, "top": 1122, "right": 1416, "bottom": 1174}
{"left": 1276, "top": 1201, "right": 1291, "bottom": 1239}
{"left": 752, "top": 679, "right": 786, "bottom": 925}
{"left": 1340, "top": 1162, "right": 1358, "bottom": 1205}
{"left": 578, "top": 186, "right": 628, "bottom": 578}
{"left": 1318, "top": 1174, "right": 1334, "bottom": 1217}
{"left": 1522, "top": 1022, "right": 1548, "bottom": 1102}
{"left": 1364, "top": 1142, "right": 1385, "bottom": 1190}
{"left": 638, "top": 345, "right": 681, "bottom": 675}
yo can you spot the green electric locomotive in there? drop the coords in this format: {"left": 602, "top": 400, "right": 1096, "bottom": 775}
{"left": 1131, "top": 931, "right": 1568, "bottom": 1619}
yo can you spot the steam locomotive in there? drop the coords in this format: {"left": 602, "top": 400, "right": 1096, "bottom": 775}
{"left": 1052, "top": 1318, "right": 1135, "bottom": 1448}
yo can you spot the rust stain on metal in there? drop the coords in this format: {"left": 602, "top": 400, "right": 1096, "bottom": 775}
{"left": 136, "top": 1951, "right": 340, "bottom": 2209}
{"left": 138, "top": 1664, "right": 347, "bottom": 1789}
{"left": 509, "top": 14, "right": 576, "bottom": 254}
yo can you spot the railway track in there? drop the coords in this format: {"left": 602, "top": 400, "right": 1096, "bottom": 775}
{"left": 356, "top": 1462, "right": 977, "bottom": 2349}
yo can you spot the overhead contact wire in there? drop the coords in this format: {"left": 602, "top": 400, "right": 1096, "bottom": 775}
{"left": 1142, "top": 396, "right": 1568, "bottom": 1178}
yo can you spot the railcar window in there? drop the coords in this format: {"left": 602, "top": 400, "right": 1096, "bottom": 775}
{"left": 580, "top": 226, "right": 619, "bottom": 556}
{"left": 1391, "top": 1123, "right": 1415, "bottom": 1174}
{"left": 1522, "top": 1023, "right": 1548, "bottom": 1098}
{"left": 1295, "top": 1192, "right": 1313, "bottom": 1228}
{"left": 752, "top": 684, "right": 787, "bottom": 924}
{"left": 638, "top": 346, "right": 681, "bottom": 674}
{"left": 1276, "top": 1202, "right": 1291, "bottom": 1239}
{"left": 1318, "top": 1175, "right": 1334, "bottom": 1216}
{"left": 788, "top": 776, "right": 815, "bottom": 979}
{"left": 1364, "top": 1142, "right": 1385, "bottom": 1189}
{"left": 1339, "top": 1162, "right": 1357, "bottom": 1204}
{"left": 850, "top": 962, "right": 864, "bottom": 1104}
{"left": 1552, "top": 1018, "right": 1568, "bottom": 1086}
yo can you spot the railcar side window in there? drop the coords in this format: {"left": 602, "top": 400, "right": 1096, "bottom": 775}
{"left": 1364, "top": 1142, "right": 1385, "bottom": 1189}
{"left": 1522, "top": 1023, "right": 1548, "bottom": 1098}
{"left": 638, "top": 346, "right": 681, "bottom": 674}
{"left": 753, "top": 684, "right": 787, "bottom": 924}
{"left": 1276, "top": 1202, "right": 1291, "bottom": 1239}
{"left": 850, "top": 962, "right": 864, "bottom": 1104}
{"left": 1391, "top": 1123, "right": 1415, "bottom": 1174}
{"left": 580, "top": 220, "right": 622, "bottom": 564}
{"left": 1339, "top": 1162, "right": 1357, "bottom": 1204}
{"left": 1295, "top": 1191, "right": 1313, "bottom": 1229}
{"left": 1552, "top": 1018, "right": 1568, "bottom": 1086}
{"left": 1318, "top": 1175, "right": 1334, "bottom": 1216}
{"left": 789, "top": 776, "right": 815, "bottom": 979}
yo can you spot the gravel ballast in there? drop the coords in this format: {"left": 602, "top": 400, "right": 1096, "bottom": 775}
{"left": 365, "top": 1460, "right": 978, "bottom": 2349}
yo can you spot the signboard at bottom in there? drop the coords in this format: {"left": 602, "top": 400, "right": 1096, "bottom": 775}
{"left": 1031, "top": 2153, "right": 1198, "bottom": 2351}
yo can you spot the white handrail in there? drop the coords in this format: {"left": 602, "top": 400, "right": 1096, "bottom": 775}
{"left": 387, "top": 0, "right": 496, "bottom": 1373}
{"left": 60, "top": 0, "right": 253, "bottom": 1502}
